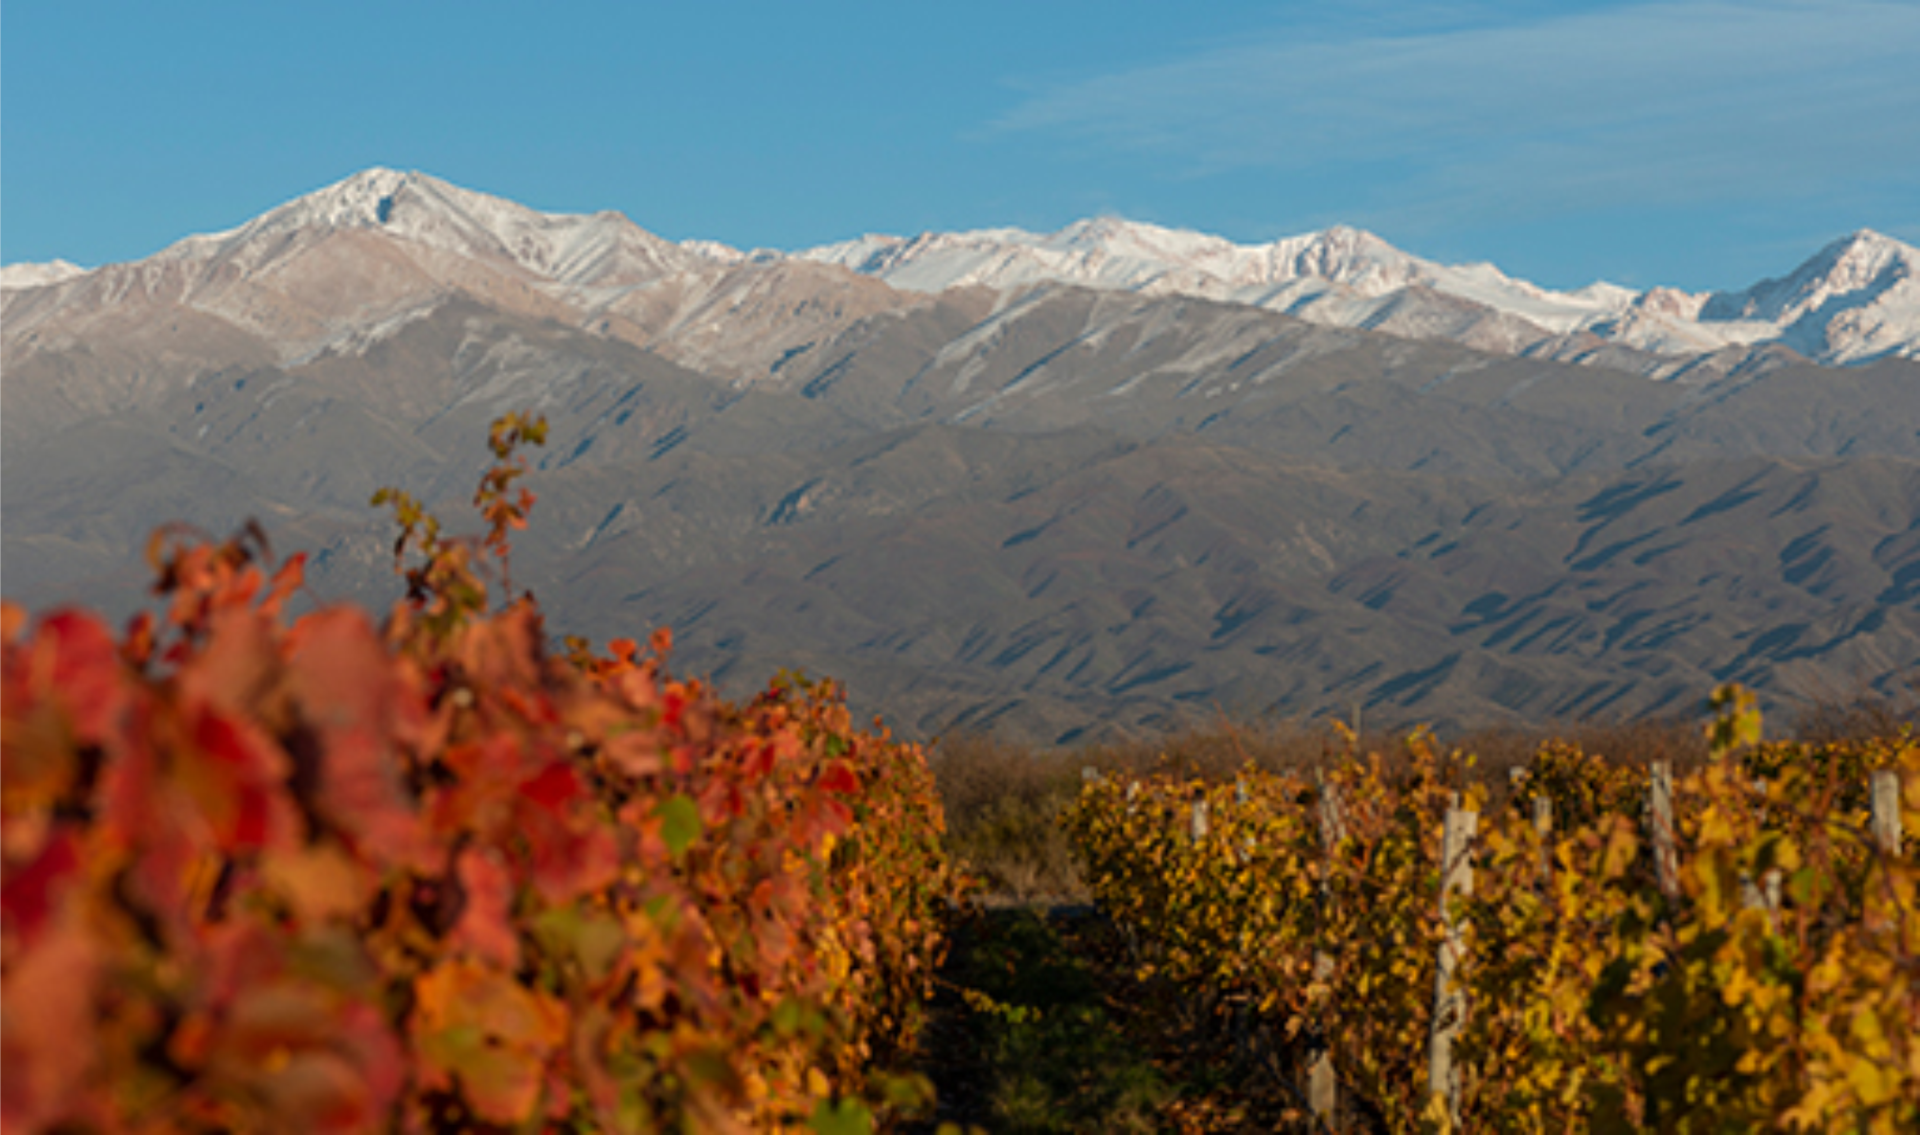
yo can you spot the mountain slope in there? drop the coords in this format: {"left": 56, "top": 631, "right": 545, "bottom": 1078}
{"left": 0, "top": 260, "right": 90, "bottom": 289}
{"left": 1700, "top": 230, "right": 1920, "bottom": 363}
{"left": 800, "top": 219, "right": 1920, "bottom": 369}
{"left": 10, "top": 169, "right": 1917, "bottom": 376}
{"left": 4, "top": 169, "right": 1918, "bottom": 742}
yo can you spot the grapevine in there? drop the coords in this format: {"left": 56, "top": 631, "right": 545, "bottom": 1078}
{"left": 1065, "top": 712, "right": 1920, "bottom": 1131}
{"left": 2, "top": 415, "right": 962, "bottom": 1134}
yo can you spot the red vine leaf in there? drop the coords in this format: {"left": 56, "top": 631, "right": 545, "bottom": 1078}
{"left": 181, "top": 706, "right": 298, "bottom": 854}
{"left": 0, "top": 901, "right": 101, "bottom": 1132}
{"left": 286, "top": 609, "right": 431, "bottom": 870}
{"left": 450, "top": 847, "right": 519, "bottom": 969}
{"left": 0, "top": 828, "right": 81, "bottom": 950}
{"left": 413, "top": 959, "right": 566, "bottom": 1124}
{"left": 17, "top": 609, "right": 127, "bottom": 751}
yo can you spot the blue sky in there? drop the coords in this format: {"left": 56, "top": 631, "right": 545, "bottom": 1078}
{"left": 3, "top": 0, "right": 1915, "bottom": 292}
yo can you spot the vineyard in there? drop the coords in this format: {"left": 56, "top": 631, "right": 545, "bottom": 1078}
{"left": 1064, "top": 706, "right": 1920, "bottom": 1132}
{"left": 1, "top": 416, "right": 960, "bottom": 1133}
{"left": 5, "top": 411, "right": 1918, "bottom": 1133}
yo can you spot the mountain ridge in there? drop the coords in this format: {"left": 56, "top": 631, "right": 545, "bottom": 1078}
{"left": 797, "top": 217, "right": 1919, "bottom": 368}
{"left": 7, "top": 168, "right": 1916, "bottom": 371}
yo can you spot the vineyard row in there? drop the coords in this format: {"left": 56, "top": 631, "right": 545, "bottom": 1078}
{"left": 3, "top": 416, "right": 962, "bottom": 1134}
{"left": 1065, "top": 709, "right": 1919, "bottom": 1133}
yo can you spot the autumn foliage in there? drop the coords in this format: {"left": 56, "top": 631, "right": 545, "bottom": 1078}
{"left": 1065, "top": 719, "right": 1920, "bottom": 1131}
{"left": 2, "top": 415, "right": 959, "bottom": 1133}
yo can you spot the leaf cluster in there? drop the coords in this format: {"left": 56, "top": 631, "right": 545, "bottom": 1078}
{"left": 2, "top": 416, "right": 962, "bottom": 1134}
{"left": 1065, "top": 708, "right": 1920, "bottom": 1132}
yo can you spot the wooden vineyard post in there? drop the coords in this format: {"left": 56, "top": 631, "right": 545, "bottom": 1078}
{"left": 1235, "top": 777, "right": 1255, "bottom": 861}
{"left": 1186, "top": 791, "right": 1214, "bottom": 1032}
{"left": 1513, "top": 764, "right": 1553, "bottom": 884}
{"left": 1736, "top": 776, "right": 1781, "bottom": 924}
{"left": 1739, "top": 870, "right": 1782, "bottom": 925}
{"left": 1733, "top": 774, "right": 1780, "bottom": 924}
{"left": 1532, "top": 795, "right": 1553, "bottom": 886}
{"left": 1111, "top": 774, "right": 1142, "bottom": 961}
{"left": 1317, "top": 771, "right": 1349, "bottom": 856}
{"left": 1865, "top": 769, "right": 1904, "bottom": 935}
{"left": 1428, "top": 805, "right": 1478, "bottom": 1127}
{"left": 1310, "top": 771, "right": 1347, "bottom": 1131}
{"left": 1871, "top": 769, "right": 1903, "bottom": 856}
{"left": 1647, "top": 761, "right": 1680, "bottom": 898}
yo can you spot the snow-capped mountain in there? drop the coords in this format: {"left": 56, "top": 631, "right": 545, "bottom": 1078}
{"left": 801, "top": 218, "right": 1632, "bottom": 329}
{"left": 1698, "top": 230, "right": 1919, "bottom": 364}
{"left": 0, "top": 170, "right": 929, "bottom": 402}
{"left": 800, "top": 218, "right": 1919, "bottom": 368}
{"left": 152, "top": 167, "right": 715, "bottom": 291}
{"left": 3, "top": 168, "right": 1915, "bottom": 372}
{"left": 0, "top": 170, "right": 774, "bottom": 373}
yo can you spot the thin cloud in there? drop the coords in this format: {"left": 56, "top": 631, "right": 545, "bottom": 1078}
{"left": 992, "top": 1, "right": 1920, "bottom": 226}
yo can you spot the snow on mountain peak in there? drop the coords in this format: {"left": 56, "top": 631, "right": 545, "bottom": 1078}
{"left": 1709, "top": 230, "right": 1914, "bottom": 317}
{"left": 1693, "top": 228, "right": 1919, "bottom": 363}
{"left": 797, "top": 217, "right": 1636, "bottom": 337}
{"left": 1051, "top": 216, "right": 1212, "bottom": 256}
{"left": 1813, "top": 228, "right": 1914, "bottom": 290}
{"left": 1267, "top": 225, "right": 1424, "bottom": 293}
{"left": 160, "top": 167, "right": 698, "bottom": 290}
{"left": 13, "top": 168, "right": 1916, "bottom": 370}
{"left": 280, "top": 165, "right": 421, "bottom": 228}
{"left": 1798, "top": 226, "right": 1903, "bottom": 284}
{"left": 790, "top": 214, "right": 1920, "bottom": 365}
{"left": 0, "top": 259, "right": 91, "bottom": 291}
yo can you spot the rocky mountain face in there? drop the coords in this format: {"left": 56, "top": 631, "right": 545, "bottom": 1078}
{"left": 5, "top": 170, "right": 1917, "bottom": 742}
{"left": 799, "top": 217, "right": 1920, "bottom": 370}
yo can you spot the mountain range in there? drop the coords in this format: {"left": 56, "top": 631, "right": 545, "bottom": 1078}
{"left": 5, "top": 169, "right": 1917, "bottom": 742}
{"left": 803, "top": 217, "right": 1920, "bottom": 370}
